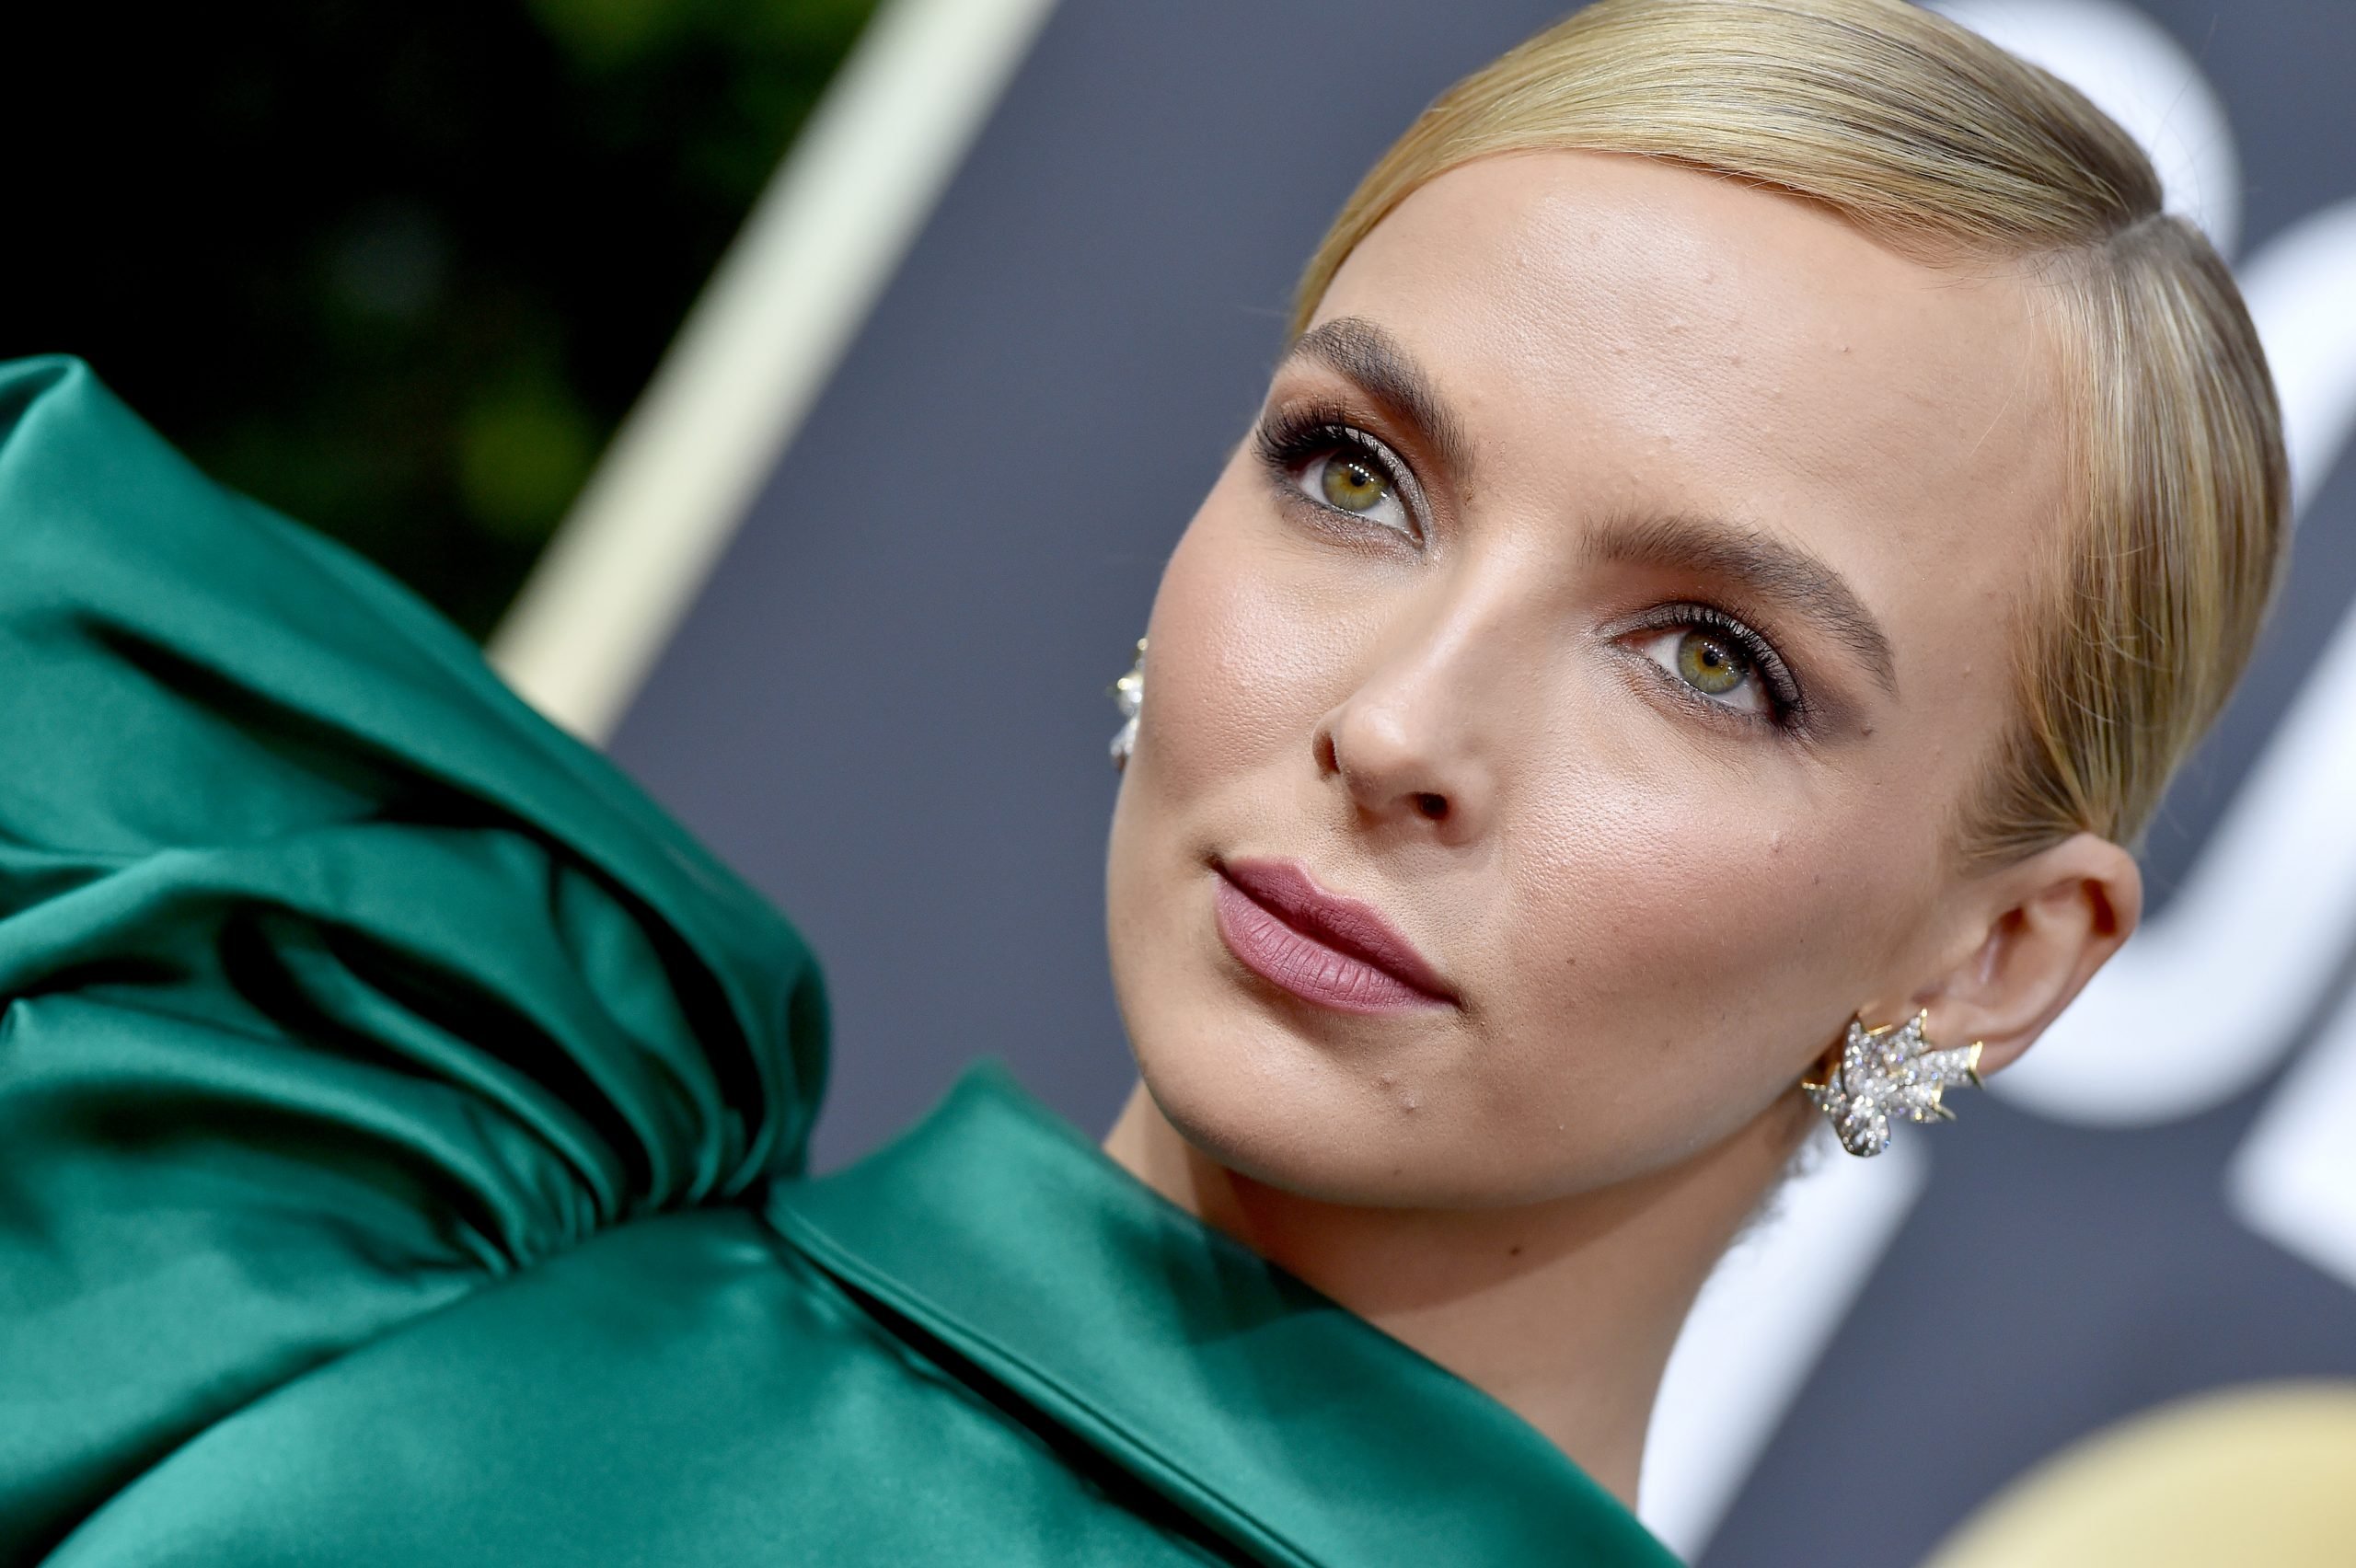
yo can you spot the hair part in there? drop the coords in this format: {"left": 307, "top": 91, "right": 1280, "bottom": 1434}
{"left": 1292, "top": 0, "right": 2288, "bottom": 864}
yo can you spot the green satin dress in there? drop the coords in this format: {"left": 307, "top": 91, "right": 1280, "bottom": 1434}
{"left": 0, "top": 357, "right": 1680, "bottom": 1567}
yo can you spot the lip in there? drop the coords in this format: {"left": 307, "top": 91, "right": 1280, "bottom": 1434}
{"left": 1211, "top": 856, "right": 1456, "bottom": 1015}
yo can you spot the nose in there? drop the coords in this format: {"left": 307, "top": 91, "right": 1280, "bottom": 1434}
{"left": 1312, "top": 615, "right": 1499, "bottom": 843}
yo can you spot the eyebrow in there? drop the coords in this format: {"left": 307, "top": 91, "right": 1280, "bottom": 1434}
{"left": 1282, "top": 317, "right": 1474, "bottom": 488}
{"left": 1586, "top": 513, "right": 1900, "bottom": 697}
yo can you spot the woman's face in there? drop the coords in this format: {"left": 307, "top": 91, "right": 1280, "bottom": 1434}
{"left": 1104, "top": 150, "right": 2072, "bottom": 1208}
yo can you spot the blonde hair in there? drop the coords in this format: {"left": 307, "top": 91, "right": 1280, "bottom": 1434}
{"left": 1293, "top": 0, "right": 2287, "bottom": 864}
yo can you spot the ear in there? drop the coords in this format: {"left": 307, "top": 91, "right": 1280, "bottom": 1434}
{"left": 1913, "top": 833, "right": 2143, "bottom": 1076}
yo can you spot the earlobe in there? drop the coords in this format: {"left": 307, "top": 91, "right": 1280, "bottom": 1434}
{"left": 1923, "top": 833, "right": 2143, "bottom": 1077}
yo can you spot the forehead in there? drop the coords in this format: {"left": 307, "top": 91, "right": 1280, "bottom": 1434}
{"left": 1311, "top": 151, "right": 2072, "bottom": 633}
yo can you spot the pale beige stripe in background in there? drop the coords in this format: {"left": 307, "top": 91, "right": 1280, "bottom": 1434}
{"left": 489, "top": 0, "right": 1063, "bottom": 741}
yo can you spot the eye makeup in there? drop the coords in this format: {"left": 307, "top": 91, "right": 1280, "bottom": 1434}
{"left": 1612, "top": 601, "right": 1813, "bottom": 733}
{"left": 1583, "top": 512, "right": 1896, "bottom": 704}
{"left": 1252, "top": 401, "right": 1431, "bottom": 543}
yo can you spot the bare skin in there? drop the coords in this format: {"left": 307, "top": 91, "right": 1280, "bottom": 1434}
{"left": 1100, "top": 151, "right": 2142, "bottom": 1506}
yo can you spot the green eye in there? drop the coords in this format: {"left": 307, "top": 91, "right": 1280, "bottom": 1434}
{"left": 1319, "top": 454, "right": 1391, "bottom": 513}
{"left": 1676, "top": 629, "right": 1749, "bottom": 697}
{"left": 1627, "top": 614, "right": 1788, "bottom": 724}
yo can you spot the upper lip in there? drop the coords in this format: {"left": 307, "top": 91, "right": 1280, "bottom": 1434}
{"left": 1216, "top": 856, "right": 1457, "bottom": 1003}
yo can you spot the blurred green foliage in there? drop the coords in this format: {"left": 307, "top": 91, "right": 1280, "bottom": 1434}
{"left": 8, "top": 0, "right": 875, "bottom": 639}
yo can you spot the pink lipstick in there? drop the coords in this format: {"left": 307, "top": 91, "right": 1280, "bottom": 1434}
{"left": 1212, "top": 857, "right": 1454, "bottom": 1015}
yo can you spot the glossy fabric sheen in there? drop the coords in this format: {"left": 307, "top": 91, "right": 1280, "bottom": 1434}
{"left": 0, "top": 358, "right": 1677, "bottom": 1565}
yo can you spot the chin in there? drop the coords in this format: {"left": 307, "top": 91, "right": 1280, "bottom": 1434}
{"left": 1126, "top": 1013, "right": 1548, "bottom": 1211}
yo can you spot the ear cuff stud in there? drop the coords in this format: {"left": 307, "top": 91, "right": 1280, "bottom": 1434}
{"left": 1803, "top": 1010, "right": 1984, "bottom": 1157}
{"left": 1109, "top": 639, "right": 1145, "bottom": 770}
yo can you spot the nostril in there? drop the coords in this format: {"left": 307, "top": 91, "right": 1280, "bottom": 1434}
{"left": 1414, "top": 792, "right": 1449, "bottom": 821}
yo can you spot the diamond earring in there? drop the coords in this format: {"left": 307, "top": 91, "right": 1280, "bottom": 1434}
{"left": 1109, "top": 638, "right": 1145, "bottom": 770}
{"left": 1802, "top": 1009, "right": 1984, "bottom": 1157}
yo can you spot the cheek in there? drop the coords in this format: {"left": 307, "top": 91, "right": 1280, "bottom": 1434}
{"left": 1106, "top": 476, "right": 1318, "bottom": 968}
{"left": 1484, "top": 747, "right": 1924, "bottom": 1117}
{"left": 1132, "top": 476, "right": 1361, "bottom": 804}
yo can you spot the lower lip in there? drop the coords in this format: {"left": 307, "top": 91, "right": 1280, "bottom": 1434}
{"left": 1212, "top": 873, "right": 1449, "bottom": 1016}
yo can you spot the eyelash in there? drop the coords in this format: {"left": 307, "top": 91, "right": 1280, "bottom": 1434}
{"left": 1253, "top": 405, "right": 1423, "bottom": 539}
{"left": 1251, "top": 404, "right": 1810, "bottom": 735}
{"left": 1620, "top": 602, "right": 1809, "bottom": 731}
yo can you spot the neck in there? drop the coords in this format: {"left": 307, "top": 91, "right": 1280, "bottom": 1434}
{"left": 1103, "top": 1084, "right": 1808, "bottom": 1508}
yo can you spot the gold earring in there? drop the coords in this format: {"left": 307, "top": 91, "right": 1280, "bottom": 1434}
{"left": 1108, "top": 638, "right": 1145, "bottom": 770}
{"left": 1802, "top": 1009, "right": 1984, "bottom": 1158}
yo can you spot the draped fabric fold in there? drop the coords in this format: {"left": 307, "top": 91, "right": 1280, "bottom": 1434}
{"left": 0, "top": 357, "right": 1674, "bottom": 1567}
{"left": 0, "top": 358, "right": 826, "bottom": 1561}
